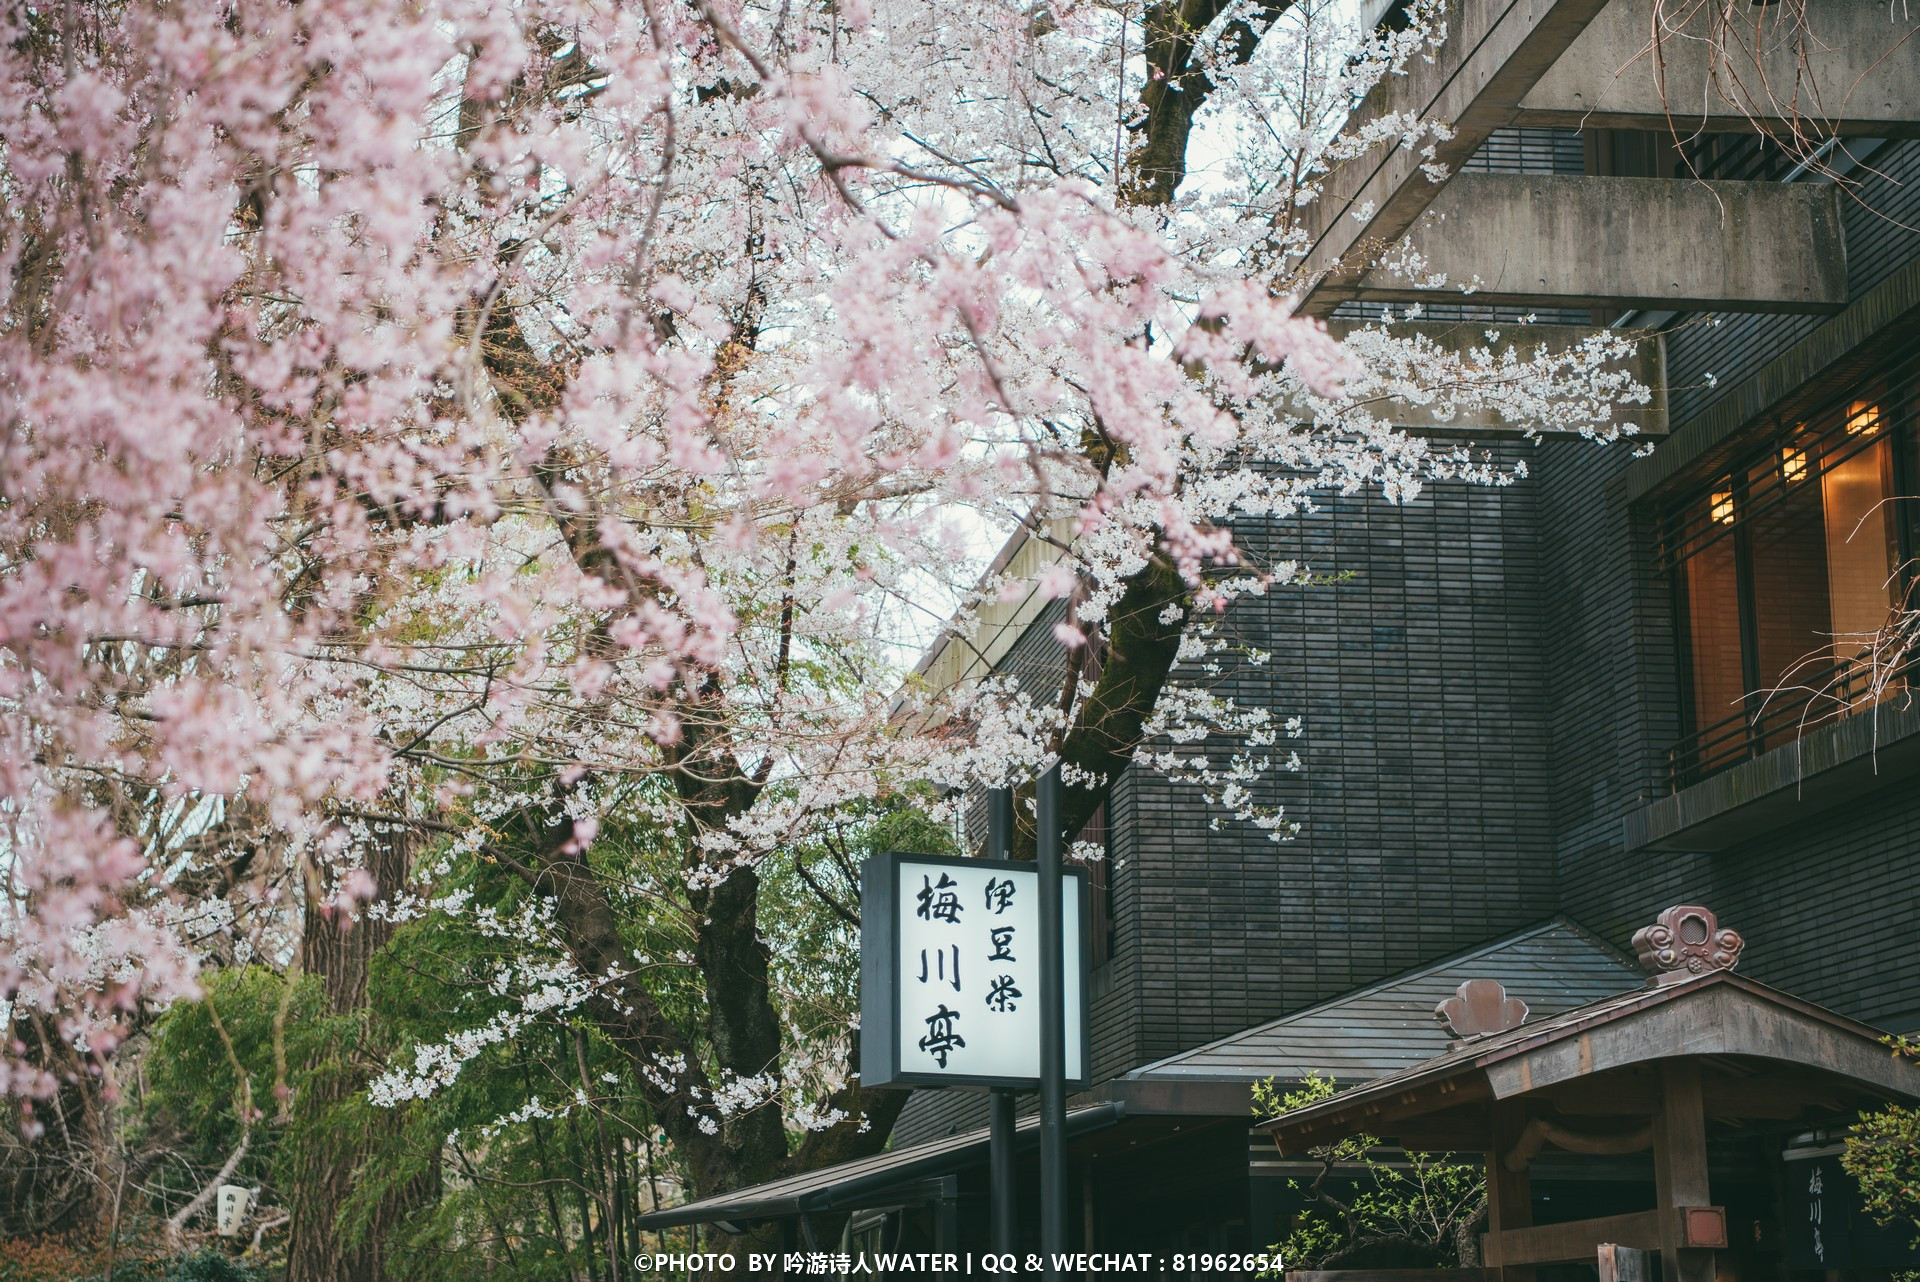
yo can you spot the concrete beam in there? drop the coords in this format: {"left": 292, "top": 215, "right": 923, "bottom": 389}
{"left": 1323, "top": 319, "right": 1669, "bottom": 437}
{"left": 1516, "top": 0, "right": 1920, "bottom": 136}
{"left": 1299, "top": 0, "right": 1616, "bottom": 316}
{"left": 1341, "top": 173, "right": 1846, "bottom": 313}
{"left": 907, "top": 517, "right": 1070, "bottom": 698}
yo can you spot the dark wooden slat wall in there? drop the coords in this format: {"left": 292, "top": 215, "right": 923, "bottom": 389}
{"left": 1120, "top": 467, "right": 1559, "bottom": 1066}
{"left": 1547, "top": 139, "right": 1920, "bottom": 1035}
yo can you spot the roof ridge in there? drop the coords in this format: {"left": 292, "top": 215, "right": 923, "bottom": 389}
{"left": 1258, "top": 969, "right": 1920, "bottom": 1142}
{"left": 1548, "top": 912, "right": 1641, "bottom": 970}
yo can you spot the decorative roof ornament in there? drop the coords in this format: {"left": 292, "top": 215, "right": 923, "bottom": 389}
{"left": 1435, "top": 978, "right": 1530, "bottom": 1042}
{"left": 1632, "top": 905, "right": 1743, "bottom": 986}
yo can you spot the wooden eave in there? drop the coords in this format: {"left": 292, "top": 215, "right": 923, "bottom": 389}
{"left": 1260, "top": 971, "right": 1920, "bottom": 1154}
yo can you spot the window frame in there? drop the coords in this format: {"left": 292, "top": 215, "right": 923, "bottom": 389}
{"left": 1659, "top": 352, "right": 1920, "bottom": 788}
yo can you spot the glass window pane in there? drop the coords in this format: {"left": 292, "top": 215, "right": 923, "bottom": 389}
{"left": 1747, "top": 457, "right": 1830, "bottom": 747}
{"left": 1683, "top": 514, "right": 1745, "bottom": 762}
{"left": 1821, "top": 431, "right": 1897, "bottom": 702}
{"left": 1668, "top": 363, "right": 1916, "bottom": 786}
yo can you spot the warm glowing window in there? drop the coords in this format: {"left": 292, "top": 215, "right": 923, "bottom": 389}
{"left": 1659, "top": 363, "right": 1915, "bottom": 786}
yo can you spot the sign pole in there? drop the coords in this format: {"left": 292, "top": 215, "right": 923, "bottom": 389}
{"left": 1037, "top": 764, "right": 1066, "bottom": 1277}
{"left": 987, "top": 787, "right": 1018, "bottom": 1255}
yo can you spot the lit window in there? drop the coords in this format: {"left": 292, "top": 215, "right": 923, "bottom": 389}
{"left": 1663, "top": 363, "right": 1913, "bottom": 787}
{"left": 1846, "top": 400, "right": 1882, "bottom": 435}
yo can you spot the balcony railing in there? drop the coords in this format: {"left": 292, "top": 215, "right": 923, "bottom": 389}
{"left": 1668, "top": 654, "right": 1906, "bottom": 790}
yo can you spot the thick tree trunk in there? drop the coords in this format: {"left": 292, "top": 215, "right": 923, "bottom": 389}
{"left": 285, "top": 822, "right": 439, "bottom": 1282}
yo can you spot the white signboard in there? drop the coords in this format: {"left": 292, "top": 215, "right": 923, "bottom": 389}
{"left": 216, "top": 1183, "right": 252, "bottom": 1236}
{"left": 861, "top": 852, "right": 1088, "bottom": 1089}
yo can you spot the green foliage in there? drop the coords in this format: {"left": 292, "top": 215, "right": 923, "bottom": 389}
{"left": 137, "top": 965, "right": 336, "bottom": 1215}
{"left": 1254, "top": 1071, "right": 1371, "bottom": 1162}
{"left": 1254, "top": 1071, "right": 1486, "bottom": 1276}
{"left": 346, "top": 824, "right": 715, "bottom": 1279}
{"left": 160, "top": 1250, "right": 265, "bottom": 1282}
{"left": 766, "top": 789, "right": 960, "bottom": 1041}
{"left": 0, "top": 1233, "right": 257, "bottom": 1282}
{"left": 350, "top": 857, "right": 615, "bottom": 1280}
{"left": 345, "top": 791, "right": 958, "bottom": 1279}
{"left": 120, "top": 789, "right": 959, "bottom": 1280}
{"left": 1842, "top": 1036, "right": 1920, "bottom": 1248}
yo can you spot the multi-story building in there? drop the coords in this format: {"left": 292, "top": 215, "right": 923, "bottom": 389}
{"left": 641, "top": 0, "right": 1920, "bottom": 1272}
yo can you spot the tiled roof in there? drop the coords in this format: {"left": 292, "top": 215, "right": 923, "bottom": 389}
{"left": 1126, "top": 918, "right": 1641, "bottom": 1084}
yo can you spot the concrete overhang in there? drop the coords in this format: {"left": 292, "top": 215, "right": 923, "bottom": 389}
{"left": 1515, "top": 0, "right": 1920, "bottom": 136}
{"left": 1324, "top": 318, "right": 1669, "bottom": 437}
{"left": 1301, "top": 0, "right": 1618, "bottom": 315}
{"left": 1338, "top": 173, "right": 1847, "bottom": 313}
{"left": 1300, "top": 0, "right": 1913, "bottom": 315}
{"left": 1621, "top": 255, "right": 1920, "bottom": 503}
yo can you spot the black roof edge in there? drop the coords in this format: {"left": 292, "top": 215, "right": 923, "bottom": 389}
{"left": 634, "top": 1101, "right": 1127, "bottom": 1231}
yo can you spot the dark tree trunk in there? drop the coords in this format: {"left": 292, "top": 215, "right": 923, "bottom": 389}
{"left": 285, "top": 821, "right": 439, "bottom": 1282}
{"left": 0, "top": 1062, "right": 113, "bottom": 1240}
{"left": 461, "top": 16, "right": 1272, "bottom": 1221}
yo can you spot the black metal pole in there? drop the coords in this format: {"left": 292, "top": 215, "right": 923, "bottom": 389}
{"left": 1037, "top": 765, "right": 1066, "bottom": 1277}
{"left": 988, "top": 785, "right": 1014, "bottom": 866}
{"left": 988, "top": 1090, "right": 1017, "bottom": 1251}
{"left": 987, "top": 787, "right": 1018, "bottom": 1255}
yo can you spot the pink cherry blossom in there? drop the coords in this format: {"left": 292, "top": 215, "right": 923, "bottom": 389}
{"left": 0, "top": 0, "right": 1644, "bottom": 1102}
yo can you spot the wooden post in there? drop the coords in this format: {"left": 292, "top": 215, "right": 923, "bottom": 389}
{"left": 1485, "top": 1101, "right": 1534, "bottom": 1282}
{"left": 1597, "top": 1244, "right": 1652, "bottom": 1282}
{"left": 1652, "top": 1060, "right": 1714, "bottom": 1282}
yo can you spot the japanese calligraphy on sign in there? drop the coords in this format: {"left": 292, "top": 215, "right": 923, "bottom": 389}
{"left": 1784, "top": 1155, "right": 1920, "bottom": 1271}
{"left": 860, "top": 852, "right": 1089, "bottom": 1089}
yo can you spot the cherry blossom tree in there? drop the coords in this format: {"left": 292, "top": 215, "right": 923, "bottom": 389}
{"left": 0, "top": 0, "right": 1650, "bottom": 1263}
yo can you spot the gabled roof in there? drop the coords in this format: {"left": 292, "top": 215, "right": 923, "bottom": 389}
{"left": 1125, "top": 919, "right": 1641, "bottom": 1085}
{"left": 1260, "top": 969, "right": 1920, "bottom": 1153}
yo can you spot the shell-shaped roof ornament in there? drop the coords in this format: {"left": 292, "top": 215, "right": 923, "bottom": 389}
{"left": 1435, "top": 978, "right": 1529, "bottom": 1042}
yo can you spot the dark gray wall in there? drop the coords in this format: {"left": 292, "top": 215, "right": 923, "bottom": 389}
{"left": 895, "top": 465, "right": 1561, "bottom": 1146}
{"left": 1542, "top": 137, "right": 1920, "bottom": 1031}
{"left": 1120, "top": 467, "right": 1559, "bottom": 1064}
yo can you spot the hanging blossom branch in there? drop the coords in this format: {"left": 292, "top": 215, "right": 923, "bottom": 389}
{"left": 0, "top": 0, "right": 1658, "bottom": 1200}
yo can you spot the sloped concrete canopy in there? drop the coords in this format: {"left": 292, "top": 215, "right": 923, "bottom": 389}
{"left": 1300, "top": 0, "right": 1915, "bottom": 314}
{"left": 1301, "top": 0, "right": 1617, "bottom": 313}
{"left": 1343, "top": 174, "right": 1847, "bottom": 313}
{"left": 1516, "top": 0, "right": 1920, "bottom": 135}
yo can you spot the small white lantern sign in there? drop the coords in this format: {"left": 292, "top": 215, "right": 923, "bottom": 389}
{"left": 860, "top": 852, "right": 1089, "bottom": 1089}
{"left": 216, "top": 1184, "right": 252, "bottom": 1237}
